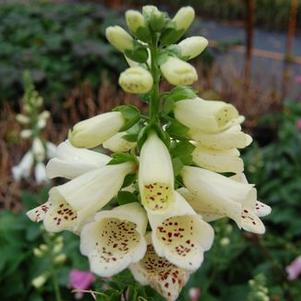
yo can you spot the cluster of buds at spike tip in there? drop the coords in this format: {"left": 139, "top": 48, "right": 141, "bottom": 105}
{"left": 12, "top": 71, "right": 56, "bottom": 184}
{"left": 27, "top": 5, "right": 271, "bottom": 301}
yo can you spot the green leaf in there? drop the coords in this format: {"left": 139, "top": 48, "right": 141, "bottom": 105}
{"left": 117, "top": 191, "right": 138, "bottom": 205}
{"left": 160, "top": 27, "right": 185, "bottom": 46}
{"left": 113, "top": 105, "right": 140, "bottom": 131}
{"left": 125, "top": 45, "right": 148, "bottom": 63}
{"left": 165, "top": 118, "right": 189, "bottom": 138}
{"left": 171, "top": 140, "right": 195, "bottom": 165}
{"left": 108, "top": 153, "right": 137, "bottom": 165}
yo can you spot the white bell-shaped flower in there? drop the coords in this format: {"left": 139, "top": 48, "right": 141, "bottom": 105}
{"left": 35, "top": 162, "right": 48, "bottom": 184}
{"left": 148, "top": 192, "right": 214, "bottom": 271}
{"left": 27, "top": 162, "right": 135, "bottom": 233}
{"left": 46, "top": 140, "right": 111, "bottom": 179}
{"left": 32, "top": 138, "right": 45, "bottom": 162}
{"left": 69, "top": 112, "right": 124, "bottom": 148}
{"left": 178, "top": 36, "right": 208, "bottom": 60}
{"left": 181, "top": 166, "right": 267, "bottom": 234}
{"left": 138, "top": 132, "right": 175, "bottom": 213}
{"left": 119, "top": 66, "right": 153, "bottom": 94}
{"left": 160, "top": 57, "right": 198, "bottom": 86}
{"left": 80, "top": 202, "right": 147, "bottom": 277}
{"left": 192, "top": 145, "right": 244, "bottom": 173}
{"left": 130, "top": 233, "right": 190, "bottom": 301}
{"left": 174, "top": 97, "right": 239, "bottom": 133}
{"left": 189, "top": 124, "right": 252, "bottom": 150}
{"left": 12, "top": 150, "right": 34, "bottom": 181}
{"left": 103, "top": 132, "right": 136, "bottom": 153}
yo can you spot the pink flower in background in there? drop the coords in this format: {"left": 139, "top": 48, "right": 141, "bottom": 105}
{"left": 189, "top": 287, "right": 201, "bottom": 301}
{"left": 295, "top": 75, "right": 301, "bottom": 84}
{"left": 296, "top": 119, "right": 301, "bottom": 130}
{"left": 69, "top": 269, "right": 96, "bottom": 299}
{"left": 286, "top": 256, "right": 301, "bottom": 281}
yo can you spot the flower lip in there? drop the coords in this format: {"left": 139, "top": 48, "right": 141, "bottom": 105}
{"left": 80, "top": 203, "right": 147, "bottom": 277}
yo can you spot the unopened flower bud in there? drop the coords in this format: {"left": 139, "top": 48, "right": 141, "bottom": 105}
{"left": 53, "top": 241, "right": 63, "bottom": 254}
{"left": 69, "top": 112, "right": 124, "bottom": 148}
{"left": 103, "top": 131, "right": 136, "bottom": 152}
{"left": 142, "top": 5, "right": 161, "bottom": 19}
{"left": 106, "top": 26, "right": 134, "bottom": 53}
{"left": 33, "top": 248, "right": 43, "bottom": 257}
{"left": 32, "top": 138, "right": 45, "bottom": 162}
{"left": 39, "top": 244, "right": 48, "bottom": 252}
{"left": 160, "top": 56, "right": 197, "bottom": 86}
{"left": 178, "top": 36, "right": 208, "bottom": 60}
{"left": 220, "top": 237, "right": 230, "bottom": 246}
{"left": 173, "top": 6, "right": 195, "bottom": 32}
{"left": 32, "top": 274, "right": 48, "bottom": 288}
{"left": 37, "top": 119, "right": 46, "bottom": 129}
{"left": 16, "top": 114, "right": 30, "bottom": 125}
{"left": 126, "top": 10, "right": 145, "bottom": 34}
{"left": 119, "top": 66, "right": 153, "bottom": 94}
{"left": 39, "top": 110, "right": 50, "bottom": 121}
{"left": 20, "top": 129, "right": 32, "bottom": 139}
{"left": 54, "top": 254, "right": 67, "bottom": 264}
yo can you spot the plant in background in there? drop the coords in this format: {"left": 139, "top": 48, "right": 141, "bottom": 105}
{"left": 12, "top": 71, "right": 56, "bottom": 184}
{"left": 27, "top": 5, "right": 271, "bottom": 301}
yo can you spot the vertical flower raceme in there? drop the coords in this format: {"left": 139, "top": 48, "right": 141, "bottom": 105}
{"left": 138, "top": 132, "right": 175, "bottom": 213}
{"left": 130, "top": 233, "right": 190, "bottom": 301}
{"left": 80, "top": 203, "right": 147, "bottom": 277}
{"left": 26, "top": 5, "right": 270, "bottom": 300}
{"left": 12, "top": 72, "right": 54, "bottom": 184}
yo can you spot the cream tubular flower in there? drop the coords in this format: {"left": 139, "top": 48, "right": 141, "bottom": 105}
{"left": 160, "top": 57, "right": 198, "bottom": 86}
{"left": 103, "top": 132, "right": 136, "bottom": 153}
{"left": 178, "top": 36, "right": 208, "bottom": 60}
{"left": 181, "top": 166, "right": 267, "bottom": 234}
{"left": 126, "top": 10, "right": 145, "bottom": 34}
{"left": 173, "top": 6, "right": 195, "bottom": 32}
{"left": 148, "top": 192, "right": 214, "bottom": 271}
{"left": 105, "top": 26, "right": 134, "bottom": 53}
{"left": 46, "top": 140, "right": 111, "bottom": 179}
{"left": 119, "top": 67, "right": 153, "bottom": 94}
{"left": 80, "top": 202, "right": 147, "bottom": 277}
{"left": 138, "top": 132, "right": 175, "bottom": 213}
{"left": 192, "top": 145, "right": 244, "bottom": 173}
{"left": 27, "top": 162, "right": 135, "bottom": 233}
{"left": 32, "top": 138, "right": 45, "bottom": 162}
{"left": 12, "top": 150, "right": 34, "bottom": 181}
{"left": 130, "top": 233, "right": 190, "bottom": 301}
{"left": 35, "top": 162, "right": 48, "bottom": 184}
{"left": 69, "top": 112, "right": 124, "bottom": 148}
{"left": 174, "top": 97, "right": 239, "bottom": 133}
{"left": 189, "top": 124, "right": 253, "bottom": 150}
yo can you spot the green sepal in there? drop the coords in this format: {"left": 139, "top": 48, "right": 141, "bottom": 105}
{"left": 160, "top": 27, "right": 185, "bottom": 46}
{"left": 125, "top": 43, "right": 148, "bottom": 63}
{"left": 136, "top": 125, "right": 149, "bottom": 151}
{"left": 171, "top": 140, "right": 195, "bottom": 166}
{"left": 122, "top": 173, "right": 137, "bottom": 188}
{"left": 117, "top": 191, "right": 138, "bottom": 206}
{"left": 113, "top": 105, "right": 140, "bottom": 131}
{"left": 172, "top": 157, "right": 184, "bottom": 176}
{"left": 122, "top": 122, "right": 141, "bottom": 142}
{"left": 135, "top": 26, "right": 152, "bottom": 43}
{"left": 108, "top": 153, "right": 138, "bottom": 165}
{"left": 165, "top": 118, "right": 189, "bottom": 138}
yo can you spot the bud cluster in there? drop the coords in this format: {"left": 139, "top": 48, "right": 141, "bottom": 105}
{"left": 12, "top": 72, "right": 56, "bottom": 184}
{"left": 27, "top": 5, "right": 271, "bottom": 301}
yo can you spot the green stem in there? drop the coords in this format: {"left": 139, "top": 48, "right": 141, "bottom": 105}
{"left": 52, "top": 270, "right": 62, "bottom": 301}
{"left": 149, "top": 37, "right": 161, "bottom": 124}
